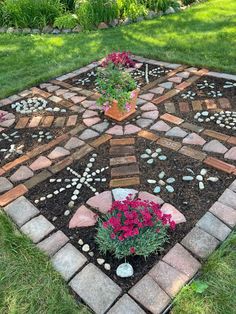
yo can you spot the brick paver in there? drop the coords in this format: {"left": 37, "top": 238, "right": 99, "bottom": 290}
{"left": 108, "top": 294, "right": 146, "bottom": 314}
{"left": 37, "top": 230, "right": 69, "bottom": 256}
{"left": 209, "top": 201, "right": 236, "bottom": 228}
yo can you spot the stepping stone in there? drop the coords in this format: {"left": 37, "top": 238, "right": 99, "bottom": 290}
{"left": 83, "top": 117, "right": 101, "bottom": 127}
{"left": 79, "top": 129, "right": 99, "bottom": 140}
{"left": 106, "top": 125, "right": 123, "bottom": 136}
{"left": 82, "top": 109, "right": 98, "bottom": 118}
{"left": 162, "top": 243, "right": 201, "bottom": 278}
{"left": 182, "top": 133, "right": 206, "bottom": 146}
{"left": 10, "top": 166, "right": 34, "bottom": 182}
{"left": 177, "top": 71, "right": 190, "bottom": 79}
{"left": 196, "top": 212, "right": 231, "bottom": 241}
{"left": 164, "top": 102, "right": 176, "bottom": 114}
{"left": 37, "top": 230, "right": 69, "bottom": 257}
{"left": 81, "top": 100, "right": 97, "bottom": 108}
{"left": 218, "top": 189, "right": 236, "bottom": 209}
{"left": 124, "top": 124, "right": 141, "bottom": 135}
{"left": 203, "top": 140, "right": 228, "bottom": 154}
{"left": 4, "top": 196, "right": 39, "bottom": 227}
{"left": 86, "top": 191, "right": 113, "bottom": 214}
{"left": 140, "top": 102, "right": 157, "bottom": 111}
{"left": 137, "top": 98, "right": 146, "bottom": 106}
{"left": 141, "top": 110, "right": 159, "bottom": 120}
{"left": 112, "top": 188, "right": 138, "bottom": 201}
{"left": 69, "top": 205, "right": 97, "bottom": 228}
{"left": 0, "top": 177, "right": 13, "bottom": 194}
{"left": 21, "top": 215, "right": 55, "bottom": 243}
{"left": 224, "top": 147, "right": 236, "bottom": 160}
{"left": 0, "top": 110, "right": 15, "bottom": 128}
{"left": 48, "top": 147, "right": 70, "bottom": 160}
{"left": 139, "top": 93, "right": 154, "bottom": 101}
{"left": 209, "top": 201, "right": 236, "bottom": 228}
{"left": 168, "top": 76, "right": 183, "bottom": 83}
{"left": 52, "top": 243, "right": 87, "bottom": 281}
{"left": 29, "top": 156, "right": 52, "bottom": 171}
{"left": 107, "top": 294, "right": 145, "bottom": 314}
{"left": 150, "top": 120, "right": 171, "bottom": 132}
{"left": 159, "top": 82, "right": 173, "bottom": 89}
{"left": 64, "top": 137, "right": 84, "bottom": 150}
{"left": 181, "top": 226, "right": 219, "bottom": 259}
{"left": 129, "top": 275, "right": 170, "bottom": 314}
{"left": 136, "top": 118, "right": 153, "bottom": 128}
{"left": 149, "top": 87, "right": 165, "bottom": 94}
{"left": 149, "top": 261, "right": 188, "bottom": 298}
{"left": 92, "top": 121, "right": 109, "bottom": 133}
{"left": 161, "top": 203, "right": 186, "bottom": 224}
{"left": 138, "top": 191, "right": 164, "bottom": 205}
{"left": 71, "top": 96, "right": 86, "bottom": 104}
{"left": 69, "top": 263, "right": 121, "bottom": 314}
{"left": 166, "top": 127, "right": 188, "bottom": 138}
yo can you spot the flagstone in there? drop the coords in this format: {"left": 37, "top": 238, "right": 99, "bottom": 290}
{"left": 166, "top": 127, "right": 188, "bottom": 138}
{"left": 48, "top": 147, "right": 70, "bottom": 160}
{"left": 86, "top": 191, "right": 113, "bottom": 214}
{"left": 183, "top": 133, "right": 206, "bottom": 145}
{"left": 168, "top": 76, "right": 183, "bottom": 83}
{"left": 124, "top": 124, "right": 141, "bottom": 135}
{"left": 83, "top": 117, "right": 101, "bottom": 127}
{"left": 224, "top": 147, "right": 236, "bottom": 160}
{"left": 82, "top": 109, "right": 98, "bottom": 118}
{"left": 149, "top": 87, "right": 165, "bottom": 94}
{"left": 29, "top": 156, "right": 52, "bottom": 171}
{"left": 69, "top": 205, "right": 97, "bottom": 228}
{"left": 140, "top": 102, "right": 157, "bottom": 111}
{"left": 112, "top": 188, "right": 138, "bottom": 201}
{"left": 106, "top": 125, "right": 123, "bottom": 136}
{"left": 136, "top": 118, "right": 153, "bottom": 128}
{"left": 161, "top": 203, "right": 186, "bottom": 224}
{"left": 138, "top": 191, "right": 164, "bottom": 205}
{"left": 150, "top": 120, "right": 171, "bottom": 132}
{"left": 0, "top": 177, "right": 13, "bottom": 194}
{"left": 10, "top": 166, "right": 34, "bottom": 182}
{"left": 141, "top": 110, "right": 159, "bottom": 120}
{"left": 79, "top": 129, "right": 99, "bottom": 140}
{"left": 139, "top": 93, "right": 154, "bottom": 101}
{"left": 92, "top": 121, "right": 110, "bottom": 133}
{"left": 159, "top": 82, "right": 173, "bottom": 89}
{"left": 203, "top": 140, "right": 228, "bottom": 154}
{"left": 64, "top": 137, "right": 84, "bottom": 150}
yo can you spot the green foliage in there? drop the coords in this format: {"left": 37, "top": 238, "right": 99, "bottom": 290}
{"left": 76, "top": 0, "right": 119, "bottom": 30}
{"left": 54, "top": 13, "right": 78, "bottom": 29}
{"left": 1, "top": 0, "right": 64, "bottom": 28}
{"left": 182, "top": 0, "right": 196, "bottom": 5}
{"left": 139, "top": 0, "right": 179, "bottom": 11}
{"left": 96, "top": 63, "right": 137, "bottom": 112}
{"left": 191, "top": 281, "right": 209, "bottom": 294}
{"left": 118, "top": 0, "right": 148, "bottom": 20}
{"left": 60, "top": 0, "right": 75, "bottom": 11}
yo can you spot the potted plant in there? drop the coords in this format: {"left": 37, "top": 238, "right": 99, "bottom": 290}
{"left": 96, "top": 62, "right": 139, "bottom": 121}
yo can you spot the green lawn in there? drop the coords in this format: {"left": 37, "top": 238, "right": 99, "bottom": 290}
{"left": 172, "top": 231, "right": 236, "bottom": 314}
{"left": 0, "top": 211, "right": 89, "bottom": 314}
{"left": 0, "top": 0, "right": 236, "bottom": 99}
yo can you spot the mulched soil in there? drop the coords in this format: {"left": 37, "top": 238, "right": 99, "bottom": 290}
{"left": 26, "top": 137, "right": 234, "bottom": 291}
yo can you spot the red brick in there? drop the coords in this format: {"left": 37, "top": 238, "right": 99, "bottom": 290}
{"left": 49, "top": 157, "right": 73, "bottom": 174}
{"left": 15, "top": 117, "right": 30, "bottom": 129}
{"left": 0, "top": 184, "right": 28, "bottom": 207}
{"left": 31, "top": 87, "right": 51, "bottom": 98}
{"left": 109, "top": 145, "right": 135, "bottom": 157}
{"left": 28, "top": 116, "right": 42, "bottom": 128}
{"left": 204, "top": 157, "right": 235, "bottom": 174}
{"left": 110, "top": 156, "right": 137, "bottom": 166}
{"left": 110, "top": 138, "right": 135, "bottom": 146}
{"left": 192, "top": 100, "right": 203, "bottom": 111}
{"left": 0, "top": 168, "right": 5, "bottom": 176}
{"left": 205, "top": 99, "right": 217, "bottom": 109}
{"left": 152, "top": 89, "right": 180, "bottom": 105}
{"left": 138, "top": 130, "right": 159, "bottom": 142}
{"left": 111, "top": 164, "right": 139, "bottom": 178}
{"left": 41, "top": 116, "right": 54, "bottom": 128}
{"left": 72, "top": 144, "right": 94, "bottom": 160}
{"left": 66, "top": 115, "right": 78, "bottom": 127}
{"left": 160, "top": 113, "right": 184, "bottom": 125}
{"left": 59, "top": 100, "right": 74, "bottom": 108}
{"left": 196, "top": 68, "right": 209, "bottom": 76}
{"left": 179, "top": 146, "right": 207, "bottom": 161}
{"left": 157, "top": 137, "right": 182, "bottom": 151}
{"left": 54, "top": 117, "right": 66, "bottom": 128}
{"left": 175, "top": 81, "right": 192, "bottom": 91}
{"left": 203, "top": 129, "right": 229, "bottom": 142}
{"left": 179, "top": 102, "right": 190, "bottom": 112}
{"left": 218, "top": 98, "right": 231, "bottom": 109}
{"left": 3, "top": 155, "right": 29, "bottom": 172}
{"left": 110, "top": 177, "right": 140, "bottom": 188}
{"left": 89, "top": 134, "right": 112, "bottom": 148}
{"left": 227, "top": 137, "right": 236, "bottom": 145}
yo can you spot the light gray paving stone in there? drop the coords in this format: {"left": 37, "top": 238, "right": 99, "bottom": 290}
{"left": 229, "top": 180, "right": 236, "bottom": 192}
{"left": 166, "top": 126, "right": 188, "bottom": 138}
{"left": 162, "top": 243, "right": 201, "bottom": 278}
{"left": 79, "top": 129, "right": 99, "bottom": 140}
{"left": 10, "top": 166, "right": 34, "bottom": 182}
{"left": 207, "top": 71, "right": 236, "bottom": 81}
{"left": 52, "top": 243, "right": 87, "bottom": 281}
{"left": 4, "top": 196, "right": 39, "bottom": 227}
{"left": 196, "top": 212, "right": 231, "bottom": 241}
{"left": 136, "top": 118, "right": 153, "bottom": 128}
{"left": 159, "top": 82, "right": 173, "bottom": 89}
{"left": 37, "top": 230, "right": 69, "bottom": 256}
{"left": 149, "top": 261, "right": 189, "bottom": 298}
{"left": 203, "top": 140, "right": 228, "bottom": 154}
{"left": 129, "top": 274, "right": 170, "bottom": 314}
{"left": 218, "top": 189, "right": 236, "bottom": 209}
{"left": 181, "top": 226, "right": 220, "bottom": 259}
{"left": 209, "top": 201, "right": 236, "bottom": 228}
{"left": 21, "top": 215, "right": 55, "bottom": 243}
{"left": 69, "top": 263, "right": 121, "bottom": 314}
{"left": 107, "top": 294, "right": 146, "bottom": 314}
{"left": 0, "top": 177, "right": 13, "bottom": 194}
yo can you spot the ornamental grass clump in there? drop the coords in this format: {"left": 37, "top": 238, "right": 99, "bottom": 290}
{"left": 96, "top": 197, "right": 176, "bottom": 259}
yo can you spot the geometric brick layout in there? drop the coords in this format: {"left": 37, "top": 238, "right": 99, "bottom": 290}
{"left": 1, "top": 55, "right": 236, "bottom": 313}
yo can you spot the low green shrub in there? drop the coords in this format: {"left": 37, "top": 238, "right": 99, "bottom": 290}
{"left": 76, "top": 0, "right": 119, "bottom": 30}
{"left": 118, "top": 0, "right": 148, "bottom": 20}
{"left": 182, "top": 0, "right": 196, "bottom": 5}
{"left": 139, "top": 0, "right": 179, "bottom": 11}
{"left": 1, "top": 0, "right": 64, "bottom": 28}
{"left": 53, "top": 13, "right": 78, "bottom": 29}
{"left": 60, "top": 0, "right": 75, "bottom": 11}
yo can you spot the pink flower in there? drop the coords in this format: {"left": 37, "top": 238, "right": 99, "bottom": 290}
{"left": 110, "top": 233, "right": 116, "bottom": 239}
{"left": 130, "top": 91, "right": 136, "bottom": 99}
{"left": 130, "top": 247, "right": 136, "bottom": 254}
{"left": 125, "top": 103, "right": 131, "bottom": 112}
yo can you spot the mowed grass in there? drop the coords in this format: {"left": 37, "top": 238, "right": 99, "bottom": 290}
{"left": 172, "top": 231, "right": 236, "bottom": 314}
{"left": 0, "top": 0, "right": 236, "bottom": 99}
{"left": 0, "top": 211, "right": 89, "bottom": 314}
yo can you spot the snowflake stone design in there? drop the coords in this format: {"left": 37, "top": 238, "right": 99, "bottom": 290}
{"left": 197, "top": 80, "right": 215, "bottom": 90}
{"left": 0, "top": 143, "right": 24, "bottom": 160}
{"left": 34, "top": 153, "right": 109, "bottom": 208}
{"left": 182, "top": 168, "right": 219, "bottom": 190}
{"left": 223, "top": 81, "right": 236, "bottom": 89}
{"left": 147, "top": 171, "right": 176, "bottom": 194}
{"left": 181, "top": 90, "right": 196, "bottom": 100}
{"left": 141, "top": 147, "right": 167, "bottom": 164}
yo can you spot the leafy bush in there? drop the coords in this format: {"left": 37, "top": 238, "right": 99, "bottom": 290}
{"left": 96, "top": 63, "right": 137, "bottom": 112}
{"left": 54, "top": 14, "right": 78, "bottom": 29}
{"left": 118, "top": 0, "right": 148, "bottom": 20}
{"left": 76, "top": 0, "right": 119, "bottom": 30}
{"left": 60, "top": 0, "right": 75, "bottom": 11}
{"left": 1, "top": 0, "right": 64, "bottom": 28}
{"left": 182, "top": 0, "right": 195, "bottom": 5}
{"left": 102, "top": 51, "right": 135, "bottom": 68}
{"left": 139, "top": 0, "right": 179, "bottom": 11}
{"left": 96, "top": 197, "right": 176, "bottom": 259}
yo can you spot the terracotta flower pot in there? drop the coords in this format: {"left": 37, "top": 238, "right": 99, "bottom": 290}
{"left": 104, "top": 89, "right": 139, "bottom": 122}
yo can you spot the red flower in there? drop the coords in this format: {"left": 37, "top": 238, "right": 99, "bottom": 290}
{"left": 130, "top": 247, "right": 136, "bottom": 254}
{"left": 110, "top": 233, "right": 116, "bottom": 239}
